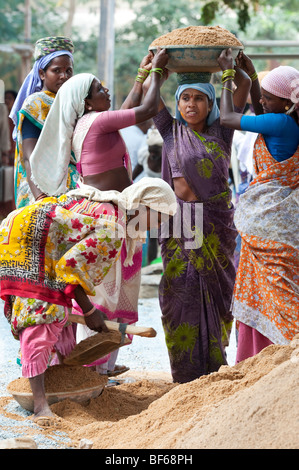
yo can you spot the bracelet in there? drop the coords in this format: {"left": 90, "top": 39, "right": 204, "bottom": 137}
{"left": 222, "top": 77, "right": 234, "bottom": 84}
{"left": 83, "top": 305, "right": 96, "bottom": 317}
{"left": 135, "top": 75, "right": 147, "bottom": 83}
{"left": 135, "top": 67, "right": 150, "bottom": 83}
{"left": 221, "top": 69, "right": 236, "bottom": 82}
{"left": 138, "top": 67, "right": 150, "bottom": 75}
{"left": 250, "top": 71, "right": 258, "bottom": 81}
{"left": 222, "top": 86, "right": 233, "bottom": 93}
{"left": 35, "top": 193, "right": 47, "bottom": 201}
{"left": 150, "top": 67, "right": 163, "bottom": 77}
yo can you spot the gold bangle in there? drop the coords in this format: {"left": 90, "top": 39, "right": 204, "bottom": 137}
{"left": 222, "top": 86, "right": 233, "bottom": 93}
{"left": 222, "top": 69, "right": 236, "bottom": 81}
{"left": 222, "top": 77, "right": 234, "bottom": 83}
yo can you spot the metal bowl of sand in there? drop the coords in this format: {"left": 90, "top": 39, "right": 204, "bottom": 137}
{"left": 149, "top": 45, "right": 243, "bottom": 73}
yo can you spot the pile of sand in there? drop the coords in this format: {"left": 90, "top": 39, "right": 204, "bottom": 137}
{"left": 4, "top": 337, "right": 299, "bottom": 449}
{"left": 149, "top": 25, "right": 243, "bottom": 48}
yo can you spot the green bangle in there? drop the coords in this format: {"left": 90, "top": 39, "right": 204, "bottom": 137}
{"left": 222, "top": 86, "right": 233, "bottom": 93}
{"left": 222, "top": 69, "right": 236, "bottom": 80}
{"left": 138, "top": 68, "right": 150, "bottom": 75}
{"left": 135, "top": 75, "right": 146, "bottom": 83}
{"left": 150, "top": 68, "right": 163, "bottom": 77}
{"left": 250, "top": 71, "right": 258, "bottom": 81}
{"left": 222, "top": 77, "right": 234, "bottom": 83}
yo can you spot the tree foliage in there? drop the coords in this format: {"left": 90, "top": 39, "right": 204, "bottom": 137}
{"left": 0, "top": 0, "right": 65, "bottom": 42}
{"left": 1, "top": 0, "right": 298, "bottom": 103}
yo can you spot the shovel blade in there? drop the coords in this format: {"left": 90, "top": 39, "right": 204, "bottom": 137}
{"left": 63, "top": 330, "right": 131, "bottom": 366}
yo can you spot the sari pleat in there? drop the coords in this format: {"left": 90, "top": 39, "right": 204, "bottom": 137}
{"left": 232, "top": 135, "right": 299, "bottom": 349}
{"left": 155, "top": 108, "right": 237, "bottom": 382}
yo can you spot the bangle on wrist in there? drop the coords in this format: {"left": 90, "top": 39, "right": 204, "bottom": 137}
{"left": 135, "top": 67, "right": 149, "bottom": 84}
{"left": 135, "top": 75, "right": 146, "bottom": 83}
{"left": 83, "top": 305, "right": 96, "bottom": 317}
{"left": 250, "top": 71, "right": 258, "bottom": 81}
{"left": 222, "top": 77, "right": 234, "bottom": 84}
{"left": 150, "top": 67, "right": 163, "bottom": 77}
{"left": 221, "top": 69, "right": 236, "bottom": 83}
{"left": 222, "top": 86, "right": 233, "bottom": 93}
{"left": 35, "top": 193, "right": 47, "bottom": 201}
{"left": 138, "top": 67, "right": 149, "bottom": 75}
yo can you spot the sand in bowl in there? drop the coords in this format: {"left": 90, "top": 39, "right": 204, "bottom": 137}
{"left": 149, "top": 25, "right": 243, "bottom": 48}
{"left": 7, "top": 365, "right": 107, "bottom": 412}
{"left": 149, "top": 25, "right": 243, "bottom": 74}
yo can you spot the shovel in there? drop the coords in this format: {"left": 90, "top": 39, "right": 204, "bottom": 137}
{"left": 63, "top": 314, "right": 157, "bottom": 366}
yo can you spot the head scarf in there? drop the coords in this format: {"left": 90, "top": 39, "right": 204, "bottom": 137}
{"left": 175, "top": 83, "right": 220, "bottom": 127}
{"left": 33, "top": 36, "right": 74, "bottom": 61}
{"left": 261, "top": 65, "right": 299, "bottom": 118}
{"left": 9, "top": 36, "right": 74, "bottom": 134}
{"left": 30, "top": 73, "right": 95, "bottom": 196}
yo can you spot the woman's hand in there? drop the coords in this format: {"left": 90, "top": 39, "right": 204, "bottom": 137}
{"left": 151, "top": 47, "right": 169, "bottom": 70}
{"left": 217, "top": 48, "right": 234, "bottom": 71}
{"left": 139, "top": 51, "right": 154, "bottom": 73}
{"left": 74, "top": 285, "right": 109, "bottom": 333}
{"left": 235, "top": 51, "right": 256, "bottom": 77}
{"left": 84, "top": 308, "right": 109, "bottom": 333}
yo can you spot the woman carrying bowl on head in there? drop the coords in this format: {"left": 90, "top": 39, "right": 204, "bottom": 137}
{"left": 217, "top": 49, "right": 299, "bottom": 362}
{"left": 143, "top": 50, "right": 251, "bottom": 383}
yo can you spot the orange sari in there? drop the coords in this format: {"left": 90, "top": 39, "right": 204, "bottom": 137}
{"left": 232, "top": 134, "right": 299, "bottom": 345}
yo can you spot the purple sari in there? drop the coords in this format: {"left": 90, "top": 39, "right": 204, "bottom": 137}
{"left": 154, "top": 107, "right": 237, "bottom": 383}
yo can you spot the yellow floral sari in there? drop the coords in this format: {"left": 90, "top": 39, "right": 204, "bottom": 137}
{"left": 14, "top": 90, "right": 79, "bottom": 209}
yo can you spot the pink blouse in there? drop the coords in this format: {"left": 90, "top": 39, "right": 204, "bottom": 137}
{"left": 79, "top": 108, "right": 136, "bottom": 176}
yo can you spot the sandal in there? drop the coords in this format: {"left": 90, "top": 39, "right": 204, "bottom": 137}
{"left": 107, "top": 365, "right": 130, "bottom": 377}
{"left": 106, "top": 379, "right": 121, "bottom": 387}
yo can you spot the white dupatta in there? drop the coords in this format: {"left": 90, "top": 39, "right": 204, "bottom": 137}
{"left": 30, "top": 73, "right": 96, "bottom": 196}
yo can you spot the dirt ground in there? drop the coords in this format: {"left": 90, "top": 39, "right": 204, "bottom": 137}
{"left": 1, "top": 337, "right": 299, "bottom": 450}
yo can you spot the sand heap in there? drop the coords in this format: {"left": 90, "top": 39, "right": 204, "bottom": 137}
{"left": 149, "top": 25, "right": 243, "bottom": 48}
{"left": 3, "top": 337, "right": 299, "bottom": 449}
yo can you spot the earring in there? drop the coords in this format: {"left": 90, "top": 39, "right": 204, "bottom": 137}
{"left": 285, "top": 105, "right": 290, "bottom": 111}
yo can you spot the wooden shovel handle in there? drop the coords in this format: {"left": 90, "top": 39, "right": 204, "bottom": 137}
{"left": 68, "top": 313, "right": 157, "bottom": 338}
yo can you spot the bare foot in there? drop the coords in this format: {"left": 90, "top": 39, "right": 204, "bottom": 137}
{"left": 34, "top": 415, "right": 57, "bottom": 427}
{"left": 29, "top": 373, "right": 57, "bottom": 427}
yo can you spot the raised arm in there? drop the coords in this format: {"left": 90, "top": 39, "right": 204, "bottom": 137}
{"left": 133, "top": 48, "right": 169, "bottom": 123}
{"left": 217, "top": 48, "right": 251, "bottom": 130}
{"left": 142, "top": 60, "right": 171, "bottom": 113}
{"left": 121, "top": 52, "right": 153, "bottom": 110}
{"left": 235, "top": 51, "right": 264, "bottom": 115}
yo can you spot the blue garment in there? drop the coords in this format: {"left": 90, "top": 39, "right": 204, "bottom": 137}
{"left": 240, "top": 113, "right": 299, "bottom": 162}
{"left": 22, "top": 117, "right": 41, "bottom": 140}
